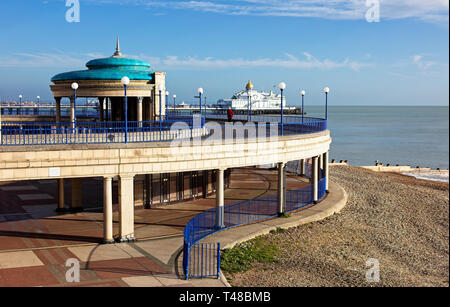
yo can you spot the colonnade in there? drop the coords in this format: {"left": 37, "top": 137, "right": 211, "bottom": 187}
{"left": 54, "top": 151, "right": 329, "bottom": 243}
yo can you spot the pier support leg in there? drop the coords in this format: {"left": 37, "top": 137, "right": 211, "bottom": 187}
{"left": 277, "top": 162, "right": 286, "bottom": 216}
{"left": 119, "top": 174, "right": 135, "bottom": 242}
{"left": 103, "top": 176, "right": 114, "bottom": 244}
{"left": 216, "top": 168, "right": 225, "bottom": 229}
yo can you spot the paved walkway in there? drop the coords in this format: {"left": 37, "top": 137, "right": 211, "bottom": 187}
{"left": 0, "top": 168, "right": 310, "bottom": 287}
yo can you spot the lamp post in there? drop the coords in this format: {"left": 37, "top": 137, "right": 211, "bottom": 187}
{"left": 278, "top": 82, "right": 286, "bottom": 136}
{"left": 158, "top": 84, "right": 164, "bottom": 140}
{"left": 173, "top": 94, "right": 176, "bottom": 113}
{"left": 323, "top": 87, "right": 330, "bottom": 120}
{"left": 158, "top": 84, "right": 164, "bottom": 122}
{"left": 36, "top": 96, "right": 40, "bottom": 115}
{"left": 300, "top": 90, "right": 305, "bottom": 124}
{"left": 71, "top": 83, "right": 78, "bottom": 130}
{"left": 198, "top": 88, "right": 203, "bottom": 117}
{"left": 18, "top": 94, "right": 22, "bottom": 115}
{"left": 165, "top": 91, "right": 169, "bottom": 119}
{"left": 121, "top": 77, "right": 130, "bottom": 143}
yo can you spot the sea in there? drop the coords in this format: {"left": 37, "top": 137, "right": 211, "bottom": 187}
{"left": 304, "top": 106, "right": 449, "bottom": 182}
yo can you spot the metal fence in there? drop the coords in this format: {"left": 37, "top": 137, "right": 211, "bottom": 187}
{"left": 183, "top": 243, "right": 221, "bottom": 279}
{"left": 1, "top": 106, "right": 101, "bottom": 118}
{"left": 183, "top": 175, "right": 327, "bottom": 279}
{"left": 0, "top": 116, "right": 326, "bottom": 146}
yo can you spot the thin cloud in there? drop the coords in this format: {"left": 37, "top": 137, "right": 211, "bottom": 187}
{"left": 88, "top": 0, "right": 449, "bottom": 23}
{"left": 136, "top": 52, "right": 372, "bottom": 71}
{"left": 0, "top": 51, "right": 370, "bottom": 72}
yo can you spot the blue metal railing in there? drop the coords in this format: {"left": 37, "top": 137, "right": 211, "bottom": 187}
{"left": 1, "top": 106, "right": 101, "bottom": 118}
{"left": 183, "top": 175, "right": 327, "bottom": 279}
{"left": 184, "top": 243, "right": 221, "bottom": 279}
{"left": 0, "top": 116, "right": 326, "bottom": 146}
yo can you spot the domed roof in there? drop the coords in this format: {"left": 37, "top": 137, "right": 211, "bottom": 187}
{"left": 246, "top": 80, "right": 254, "bottom": 90}
{"left": 51, "top": 39, "right": 154, "bottom": 82}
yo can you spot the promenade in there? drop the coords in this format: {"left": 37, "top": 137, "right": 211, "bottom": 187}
{"left": 0, "top": 168, "right": 309, "bottom": 287}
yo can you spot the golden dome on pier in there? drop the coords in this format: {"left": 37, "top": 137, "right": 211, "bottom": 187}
{"left": 246, "top": 80, "right": 254, "bottom": 90}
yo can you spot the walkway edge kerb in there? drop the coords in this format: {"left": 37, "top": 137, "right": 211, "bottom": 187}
{"left": 199, "top": 181, "right": 347, "bottom": 287}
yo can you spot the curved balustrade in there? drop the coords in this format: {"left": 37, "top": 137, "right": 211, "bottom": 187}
{"left": 183, "top": 176, "right": 327, "bottom": 279}
{"left": 0, "top": 116, "right": 327, "bottom": 146}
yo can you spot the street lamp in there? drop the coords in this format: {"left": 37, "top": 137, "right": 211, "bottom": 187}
{"left": 173, "top": 94, "right": 176, "bottom": 112}
{"left": 278, "top": 82, "right": 286, "bottom": 136}
{"left": 323, "top": 87, "right": 330, "bottom": 120}
{"left": 300, "top": 90, "right": 305, "bottom": 124}
{"left": 18, "top": 94, "right": 23, "bottom": 115}
{"left": 71, "top": 83, "right": 78, "bottom": 126}
{"left": 158, "top": 84, "right": 164, "bottom": 122}
{"left": 165, "top": 91, "right": 169, "bottom": 118}
{"left": 36, "top": 96, "right": 40, "bottom": 115}
{"left": 158, "top": 84, "right": 164, "bottom": 140}
{"left": 198, "top": 88, "right": 203, "bottom": 117}
{"left": 121, "top": 77, "right": 130, "bottom": 143}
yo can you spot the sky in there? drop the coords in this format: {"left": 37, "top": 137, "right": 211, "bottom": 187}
{"left": 0, "top": 0, "right": 448, "bottom": 107}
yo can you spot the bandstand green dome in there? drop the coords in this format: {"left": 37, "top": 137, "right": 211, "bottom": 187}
{"left": 51, "top": 39, "right": 154, "bottom": 82}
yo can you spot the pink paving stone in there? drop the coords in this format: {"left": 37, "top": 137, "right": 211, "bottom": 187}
{"left": 0, "top": 266, "right": 60, "bottom": 287}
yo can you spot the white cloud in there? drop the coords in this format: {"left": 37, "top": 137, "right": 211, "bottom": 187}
{"left": 90, "top": 0, "right": 449, "bottom": 23}
{"left": 412, "top": 54, "right": 437, "bottom": 70}
{"left": 136, "top": 52, "right": 371, "bottom": 71}
{"left": 0, "top": 52, "right": 92, "bottom": 68}
{"left": 0, "top": 51, "right": 370, "bottom": 72}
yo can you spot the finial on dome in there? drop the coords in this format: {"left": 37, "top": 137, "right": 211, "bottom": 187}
{"left": 112, "top": 36, "right": 123, "bottom": 57}
{"left": 246, "top": 80, "right": 254, "bottom": 90}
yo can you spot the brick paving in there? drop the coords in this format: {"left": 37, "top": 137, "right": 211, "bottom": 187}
{"left": 0, "top": 168, "right": 308, "bottom": 287}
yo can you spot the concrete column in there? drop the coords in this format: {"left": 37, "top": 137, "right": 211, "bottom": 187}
{"left": 319, "top": 153, "right": 324, "bottom": 178}
{"left": 70, "top": 178, "right": 83, "bottom": 212}
{"left": 99, "top": 97, "right": 104, "bottom": 122}
{"left": 55, "top": 97, "right": 62, "bottom": 123}
{"left": 70, "top": 97, "right": 75, "bottom": 130}
{"left": 56, "top": 179, "right": 66, "bottom": 212}
{"left": 300, "top": 159, "right": 305, "bottom": 176}
{"left": 323, "top": 151, "right": 329, "bottom": 192}
{"left": 137, "top": 97, "right": 143, "bottom": 128}
{"left": 105, "top": 98, "right": 109, "bottom": 121}
{"left": 277, "top": 162, "right": 286, "bottom": 216}
{"left": 146, "top": 96, "right": 153, "bottom": 121}
{"left": 119, "top": 174, "right": 135, "bottom": 242}
{"left": 216, "top": 168, "right": 225, "bottom": 228}
{"left": 137, "top": 97, "right": 143, "bottom": 121}
{"left": 312, "top": 156, "right": 319, "bottom": 204}
{"left": 103, "top": 176, "right": 114, "bottom": 244}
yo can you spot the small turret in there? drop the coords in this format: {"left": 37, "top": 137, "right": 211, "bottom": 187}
{"left": 246, "top": 80, "right": 254, "bottom": 90}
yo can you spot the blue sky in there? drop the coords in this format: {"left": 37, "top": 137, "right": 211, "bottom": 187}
{"left": 0, "top": 0, "right": 448, "bottom": 106}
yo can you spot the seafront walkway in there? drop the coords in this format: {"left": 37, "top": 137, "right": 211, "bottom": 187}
{"left": 0, "top": 168, "right": 310, "bottom": 287}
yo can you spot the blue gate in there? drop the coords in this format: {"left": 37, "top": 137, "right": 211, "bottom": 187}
{"left": 184, "top": 242, "right": 221, "bottom": 280}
